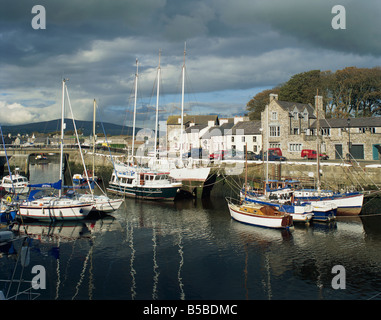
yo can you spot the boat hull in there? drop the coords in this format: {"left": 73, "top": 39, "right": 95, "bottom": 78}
{"left": 107, "top": 183, "right": 181, "bottom": 201}
{"left": 169, "top": 167, "right": 211, "bottom": 182}
{"left": 19, "top": 198, "right": 93, "bottom": 221}
{"left": 78, "top": 195, "right": 124, "bottom": 213}
{"left": 228, "top": 203, "right": 293, "bottom": 229}
{"left": 295, "top": 192, "right": 364, "bottom": 216}
{"left": 242, "top": 192, "right": 313, "bottom": 223}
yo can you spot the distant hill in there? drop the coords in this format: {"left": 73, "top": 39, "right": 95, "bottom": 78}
{"left": 1, "top": 119, "right": 139, "bottom": 136}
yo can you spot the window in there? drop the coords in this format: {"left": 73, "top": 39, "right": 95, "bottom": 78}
{"left": 231, "top": 136, "right": 234, "bottom": 142}
{"left": 358, "top": 127, "right": 366, "bottom": 133}
{"left": 270, "top": 143, "right": 280, "bottom": 149}
{"left": 320, "top": 128, "right": 331, "bottom": 136}
{"left": 241, "top": 136, "right": 245, "bottom": 142}
{"left": 293, "top": 128, "right": 299, "bottom": 135}
{"left": 269, "top": 126, "right": 280, "bottom": 137}
{"left": 289, "top": 143, "right": 302, "bottom": 152}
{"left": 252, "top": 136, "right": 257, "bottom": 142}
{"left": 271, "top": 112, "right": 277, "bottom": 120}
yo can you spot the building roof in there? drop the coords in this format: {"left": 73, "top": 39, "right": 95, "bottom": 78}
{"left": 276, "top": 100, "right": 316, "bottom": 119}
{"left": 311, "top": 117, "right": 381, "bottom": 128}
{"left": 167, "top": 114, "right": 219, "bottom": 125}
{"left": 185, "top": 124, "right": 208, "bottom": 133}
{"left": 230, "top": 120, "right": 262, "bottom": 135}
{"left": 201, "top": 123, "right": 234, "bottom": 139}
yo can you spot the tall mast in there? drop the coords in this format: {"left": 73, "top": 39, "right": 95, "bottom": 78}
{"left": 265, "top": 103, "right": 269, "bottom": 196}
{"left": 59, "top": 78, "right": 67, "bottom": 198}
{"left": 132, "top": 59, "right": 138, "bottom": 159}
{"left": 179, "top": 42, "right": 186, "bottom": 160}
{"left": 245, "top": 142, "right": 248, "bottom": 199}
{"left": 154, "top": 50, "right": 161, "bottom": 159}
{"left": 316, "top": 89, "right": 321, "bottom": 194}
{"left": 93, "top": 99, "right": 96, "bottom": 177}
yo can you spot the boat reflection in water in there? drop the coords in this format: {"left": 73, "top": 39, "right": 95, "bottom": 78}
{"left": 4, "top": 189, "right": 381, "bottom": 300}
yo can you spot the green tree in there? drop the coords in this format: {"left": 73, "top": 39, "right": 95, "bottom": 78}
{"left": 330, "top": 67, "right": 381, "bottom": 118}
{"left": 246, "top": 67, "right": 381, "bottom": 119}
{"left": 246, "top": 88, "right": 279, "bottom": 120}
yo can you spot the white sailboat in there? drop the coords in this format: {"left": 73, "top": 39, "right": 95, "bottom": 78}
{"left": 156, "top": 44, "right": 211, "bottom": 183}
{"left": 293, "top": 94, "right": 363, "bottom": 216}
{"left": 242, "top": 104, "right": 313, "bottom": 223}
{"left": 227, "top": 198, "right": 293, "bottom": 229}
{"left": 107, "top": 59, "right": 182, "bottom": 201}
{"left": 19, "top": 79, "right": 93, "bottom": 221}
{"left": 68, "top": 98, "right": 124, "bottom": 213}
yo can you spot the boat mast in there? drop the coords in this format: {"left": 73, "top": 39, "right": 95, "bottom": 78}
{"left": 59, "top": 78, "right": 67, "bottom": 198}
{"left": 93, "top": 98, "right": 96, "bottom": 177}
{"left": 132, "top": 59, "right": 138, "bottom": 160}
{"left": 265, "top": 103, "right": 269, "bottom": 196}
{"left": 154, "top": 50, "right": 161, "bottom": 159}
{"left": 316, "top": 89, "right": 321, "bottom": 194}
{"left": 245, "top": 142, "right": 248, "bottom": 199}
{"left": 179, "top": 42, "right": 186, "bottom": 161}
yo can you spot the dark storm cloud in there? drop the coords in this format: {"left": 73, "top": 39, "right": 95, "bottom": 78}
{"left": 0, "top": 0, "right": 380, "bottom": 125}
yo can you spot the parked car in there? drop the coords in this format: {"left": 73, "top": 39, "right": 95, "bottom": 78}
{"left": 224, "top": 150, "right": 257, "bottom": 160}
{"left": 268, "top": 147, "right": 282, "bottom": 156}
{"left": 246, "top": 151, "right": 256, "bottom": 160}
{"left": 182, "top": 148, "right": 208, "bottom": 159}
{"left": 254, "top": 150, "right": 286, "bottom": 161}
{"left": 301, "top": 149, "right": 329, "bottom": 160}
{"left": 225, "top": 150, "right": 244, "bottom": 160}
{"left": 209, "top": 150, "right": 227, "bottom": 160}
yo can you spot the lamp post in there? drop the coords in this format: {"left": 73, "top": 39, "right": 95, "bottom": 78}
{"left": 347, "top": 118, "right": 351, "bottom": 159}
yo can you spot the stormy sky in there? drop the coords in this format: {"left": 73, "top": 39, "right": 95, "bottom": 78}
{"left": 1, "top": 0, "right": 380, "bottom": 129}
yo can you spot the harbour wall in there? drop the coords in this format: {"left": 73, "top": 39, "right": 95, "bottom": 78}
{"left": 5, "top": 152, "right": 381, "bottom": 198}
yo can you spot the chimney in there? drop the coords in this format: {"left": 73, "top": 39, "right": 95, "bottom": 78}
{"left": 314, "top": 95, "right": 324, "bottom": 118}
{"left": 269, "top": 93, "right": 278, "bottom": 102}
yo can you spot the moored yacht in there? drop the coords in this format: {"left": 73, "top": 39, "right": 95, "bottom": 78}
{"left": 107, "top": 163, "right": 182, "bottom": 201}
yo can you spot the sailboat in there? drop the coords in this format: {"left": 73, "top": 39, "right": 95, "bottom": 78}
{"left": 227, "top": 198, "right": 293, "bottom": 229}
{"left": 152, "top": 44, "right": 211, "bottom": 183}
{"left": 107, "top": 59, "right": 182, "bottom": 201}
{"left": 292, "top": 94, "right": 363, "bottom": 216}
{"left": 67, "top": 97, "right": 124, "bottom": 213}
{"left": 241, "top": 105, "right": 313, "bottom": 223}
{"left": 227, "top": 146, "right": 293, "bottom": 229}
{"left": 18, "top": 79, "right": 94, "bottom": 221}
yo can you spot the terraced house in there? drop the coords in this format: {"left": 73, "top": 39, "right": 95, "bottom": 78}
{"left": 262, "top": 93, "right": 381, "bottom": 161}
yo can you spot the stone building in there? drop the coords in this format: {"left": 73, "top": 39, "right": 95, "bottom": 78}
{"left": 166, "top": 114, "right": 219, "bottom": 153}
{"left": 225, "top": 120, "right": 262, "bottom": 153}
{"left": 261, "top": 93, "right": 381, "bottom": 161}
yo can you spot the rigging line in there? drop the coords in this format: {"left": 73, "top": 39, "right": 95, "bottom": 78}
{"left": 319, "top": 118, "right": 378, "bottom": 190}
{"left": 65, "top": 84, "right": 93, "bottom": 193}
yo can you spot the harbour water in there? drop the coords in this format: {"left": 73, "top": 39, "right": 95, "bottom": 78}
{"left": 2, "top": 162, "right": 381, "bottom": 301}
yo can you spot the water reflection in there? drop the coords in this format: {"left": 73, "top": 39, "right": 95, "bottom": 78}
{"left": 2, "top": 162, "right": 381, "bottom": 300}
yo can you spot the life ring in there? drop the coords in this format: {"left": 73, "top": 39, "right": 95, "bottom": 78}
{"left": 6, "top": 196, "right": 12, "bottom": 203}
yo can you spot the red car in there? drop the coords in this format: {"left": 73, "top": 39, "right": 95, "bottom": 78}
{"left": 209, "top": 150, "right": 227, "bottom": 160}
{"left": 301, "top": 149, "right": 329, "bottom": 160}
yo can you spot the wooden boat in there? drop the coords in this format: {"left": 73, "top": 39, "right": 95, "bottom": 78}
{"left": 226, "top": 198, "right": 293, "bottom": 229}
